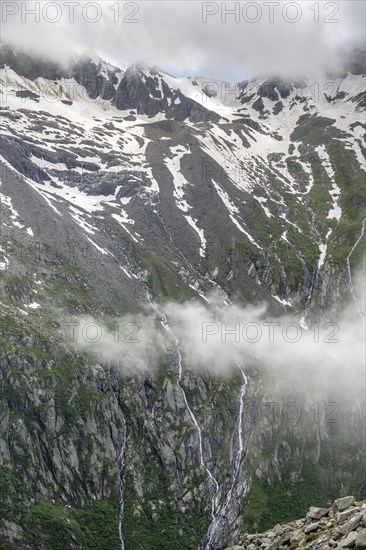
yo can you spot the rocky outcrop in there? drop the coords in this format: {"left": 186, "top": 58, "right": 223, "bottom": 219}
{"left": 71, "top": 57, "right": 121, "bottom": 101}
{"left": 0, "top": 42, "right": 69, "bottom": 80}
{"left": 0, "top": 43, "right": 121, "bottom": 101}
{"left": 227, "top": 497, "right": 366, "bottom": 549}
{"left": 114, "top": 63, "right": 220, "bottom": 122}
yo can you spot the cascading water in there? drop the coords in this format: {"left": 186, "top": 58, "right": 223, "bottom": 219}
{"left": 112, "top": 234, "right": 250, "bottom": 547}
{"left": 153, "top": 193, "right": 174, "bottom": 245}
{"left": 197, "top": 279, "right": 250, "bottom": 549}
{"left": 116, "top": 420, "right": 128, "bottom": 550}
{"left": 300, "top": 205, "right": 334, "bottom": 328}
{"left": 151, "top": 193, "right": 237, "bottom": 517}
{"left": 203, "top": 363, "right": 248, "bottom": 549}
{"left": 147, "top": 294, "right": 220, "bottom": 519}
{"left": 106, "top": 368, "right": 128, "bottom": 550}
{"left": 346, "top": 217, "right": 366, "bottom": 324}
{"left": 175, "top": 344, "right": 220, "bottom": 522}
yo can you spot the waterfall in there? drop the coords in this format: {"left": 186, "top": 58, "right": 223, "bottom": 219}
{"left": 112, "top": 238, "right": 250, "bottom": 548}
{"left": 148, "top": 295, "right": 220, "bottom": 519}
{"left": 203, "top": 364, "right": 248, "bottom": 549}
{"left": 106, "top": 367, "right": 129, "bottom": 550}
{"left": 345, "top": 217, "right": 366, "bottom": 323}
{"left": 116, "top": 420, "right": 128, "bottom": 550}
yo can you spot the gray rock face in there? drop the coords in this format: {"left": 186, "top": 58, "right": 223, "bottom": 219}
{"left": 114, "top": 63, "right": 220, "bottom": 122}
{"left": 71, "top": 57, "right": 121, "bottom": 101}
{"left": 2, "top": 42, "right": 223, "bottom": 123}
{"left": 0, "top": 43, "right": 121, "bottom": 102}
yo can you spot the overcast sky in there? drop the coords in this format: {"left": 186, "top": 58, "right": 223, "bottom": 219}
{"left": 2, "top": 1, "right": 365, "bottom": 79}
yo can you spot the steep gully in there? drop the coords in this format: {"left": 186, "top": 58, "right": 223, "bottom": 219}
{"left": 302, "top": 215, "right": 366, "bottom": 326}
{"left": 151, "top": 194, "right": 250, "bottom": 548}
{"left": 204, "top": 364, "right": 248, "bottom": 549}
{"left": 202, "top": 275, "right": 249, "bottom": 549}
{"left": 149, "top": 292, "right": 249, "bottom": 550}
{"left": 105, "top": 201, "right": 249, "bottom": 549}
{"left": 117, "top": 421, "right": 128, "bottom": 550}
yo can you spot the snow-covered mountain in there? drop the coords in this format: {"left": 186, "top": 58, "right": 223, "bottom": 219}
{"left": 1, "top": 45, "right": 365, "bottom": 315}
{"left": 0, "top": 44, "right": 365, "bottom": 549}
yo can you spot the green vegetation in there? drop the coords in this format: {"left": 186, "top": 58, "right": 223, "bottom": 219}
{"left": 3, "top": 274, "right": 34, "bottom": 304}
{"left": 21, "top": 499, "right": 120, "bottom": 550}
{"left": 133, "top": 246, "right": 194, "bottom": 302}
{"left": 290, "top": 115, "right": 342, "bottom": 148}
{"left": 326, "top": 143, "right": 366, "bottom": 265}
{"left": 242, "top": 456, "right": 329, "bottom": 532}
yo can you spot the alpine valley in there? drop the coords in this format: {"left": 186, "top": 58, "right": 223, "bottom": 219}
{"left": 0, "top": 42, "right": 365, "bottom": 549}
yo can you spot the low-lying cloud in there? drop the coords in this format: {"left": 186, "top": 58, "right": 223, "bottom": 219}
{"left": 71, "top": 261, "right": 365, "bottom": 404}
{"left": 68, "top": 312, "right": 166, "bottom": 372}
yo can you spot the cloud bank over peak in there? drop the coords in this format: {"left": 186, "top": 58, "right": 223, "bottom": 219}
{"left": 2, "top": 1, "right": 365, "bottom": 80}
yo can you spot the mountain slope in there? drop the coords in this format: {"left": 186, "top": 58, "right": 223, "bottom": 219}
{"left": 0, "top": 45, "right": 365, "bottom": 549}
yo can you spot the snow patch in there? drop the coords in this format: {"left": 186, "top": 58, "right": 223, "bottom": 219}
{"left": 165, "top": 146, "right": 191, "bottom": 212}
{"left": 316, "top": 145, "right": 342, "bottom": 221}
{"left": 184, "top": 215, "right": 206, "bottom": 257}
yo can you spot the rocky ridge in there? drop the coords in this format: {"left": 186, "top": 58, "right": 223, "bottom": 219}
{"left": 227, "top": 497, "right": 366, "bottom": 550}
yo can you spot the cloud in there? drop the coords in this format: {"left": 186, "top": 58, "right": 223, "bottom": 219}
{"left": 2, "top": 1, "right": 365, "bottom": 79}
{"left": 69, "top": 259, "right": 365, "bottom": 408}
{"left": 162, "top": 288, "right": 365, "bottom": 384}
{"left": 67, "top": 313, "right": 167, "bottom": 373}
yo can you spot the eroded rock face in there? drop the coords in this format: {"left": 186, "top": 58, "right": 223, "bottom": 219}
{"left": 227, "top": 497, "right": 366, "bottom": 549}
{"left": 71, "top": 57, "right": 121, "bottom": 101}
{"left": 114, "top": 63, "right": 220, "bottom": 122}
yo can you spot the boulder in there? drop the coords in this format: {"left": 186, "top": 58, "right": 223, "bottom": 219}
{"left": 290, "top": 529, "right": 306, "bottom": 543}
{"left": 337, "top": 508, "right": 360, "bottom": 523}
{"left": 336, "top": 496, "right": 356, "bottom": 512}
{"left": 356, "top": 528, "right": 366, "bottom": 549}
{"left": 268, "top": 532, "right": 292, "bottom": 550}
{"left": 340, "top": 513, "right": 363, "bottom": 536}
{"left": 223, "top": 498, "right": 365, "bottom": 550}
{"left": 341, "top": 531, "right": 357, "bottom": 548}
{"left": 304, "top": 522, "right": 319, "bottom": 534}
{"left": 307, "top": 506, "right": 329, "bottom": 520}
